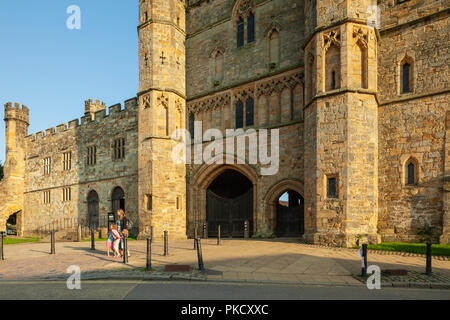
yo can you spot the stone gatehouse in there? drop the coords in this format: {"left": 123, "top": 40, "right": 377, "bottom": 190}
{"left": 0, "top": 0, "right": 449, "bottom": 247}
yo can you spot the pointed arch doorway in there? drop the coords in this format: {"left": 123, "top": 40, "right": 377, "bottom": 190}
{"left": 206, "top": 169, "right": 254, "bottom": 238}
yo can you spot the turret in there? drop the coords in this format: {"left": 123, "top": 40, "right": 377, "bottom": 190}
{"left": 303, "top": 0, "right": 380, "bottom": 247}
{"left": 3, "top": 102, "right": 29, "bottom": 179}
{"left": 137, "top": 0, "right": 187, "bottom": 240}
{"left": 85, "top": 99, "right": 106, "bottom": 120}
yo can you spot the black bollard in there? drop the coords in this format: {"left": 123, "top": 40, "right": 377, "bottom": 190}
{"left": 426, "top": 242, "right": 432, "bottom": 275}
{"left": 196, "top": 238, "right": 205, "bottom": 271}
{"left": 164, "top": 231, "right": 169, "bottom": 256}
{"left": 203, "top": 223, "right": 208, "bottom": 239}
{"left": 50, "top": 231, "right": 56, "bottom": 255}
{"left": 0, "top": 232, "right": 5, "bottom": 261}
{"left": 244, "top": 220, "right": 249, "bottom": 239}
{"left": 123, "top": 235, "right": 128, "bottom": 264}
{"left": 217, "top": 225, "right": 221, "bottom": 246}
{"left": 146, "top": 238, "right": 152, "bottom": 270}
{"left": 361, "top": 244, "right": 368, "bottom": 276}
{"left": 90, "top": 229, "right": 95, "bottom": 251}
{"left": 194, "top": 225, "right": 198, "bottom": 250}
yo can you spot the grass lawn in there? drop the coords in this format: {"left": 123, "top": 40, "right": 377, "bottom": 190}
{"left": 2, "top": 237, "right": 41, "bottom": 245}
{"left": 355, "top": 242, "right": 450, "bottom": 256}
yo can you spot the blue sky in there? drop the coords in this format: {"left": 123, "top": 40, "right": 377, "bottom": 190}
{"left": 0, "top": 1, "right": 138, "bottom": 164}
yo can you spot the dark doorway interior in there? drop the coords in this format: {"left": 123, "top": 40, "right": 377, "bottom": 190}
{"left": 6, "top": 212, "right": 17, "bottom": 235}
{"left": 276, "top": 191, "right": 304, "bottom": 237}
{"left": 206, "top": 170, "right": 253, "bottom": 238}
{"left": 88, "top": 190, "right": 100, "bottom": 228}
{"left": 112, "top": 187, "right": 125, "bottom": 214}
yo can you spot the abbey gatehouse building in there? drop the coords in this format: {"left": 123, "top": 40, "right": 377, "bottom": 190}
{"left": 0, "top": 0, "right": 449, "bottom": 246}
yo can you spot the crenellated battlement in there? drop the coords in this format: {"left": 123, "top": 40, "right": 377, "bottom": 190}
{"left": 4, "top": 102, "right": 30, "bottom": 124}
{"left": 25, "top": 97, "right": 138, "bottom": 143}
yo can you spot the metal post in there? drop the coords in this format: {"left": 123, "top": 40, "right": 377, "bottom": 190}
{"left": 123, "top": 235, "right": 128, "bottom": 264}
{"left": 217, "top": 225, "right": 221, "bottom": 246}
{"left": 90, "top": 229, "right": 95, "bottom": 251}
{"left": 0, "top": 232, "right": 5, "bottom": 261}
{"left": 50, "top": 231, "right": 56, "bottom": 255}
{"left": 146, "top": 238, "right": 152, "bottom": 271}
{"left": 203, "top": 223, "right": 208, "bottom": 239}
{"left": 361, "top": 244, "right": 368, "bottom": 276}
{"left": 196, "top": 238, "right": 205, "bottom": 271}
{"left": 244, "top": 220, "right": 249, "bottom": 239}
{"left": 164, "top": 231, "right": 169, "bottom": 256}
{"left": 426, "top": 242, "right": 432, "bottom": 275}
{"left": 194, "top": 225, "right": 198, "bottom": 250}
{"left": 150, "top": 226, "right": 154, "bottom": 243}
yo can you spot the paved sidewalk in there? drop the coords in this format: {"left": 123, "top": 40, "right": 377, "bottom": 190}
{"left": 0, "top": 239, "right": 448, "bottom": 287}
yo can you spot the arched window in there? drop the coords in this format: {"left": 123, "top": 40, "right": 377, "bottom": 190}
{"left": 400, "top": 55, "right": 414, "bottom": 94}
{"left": 325, "top": 43, "right": 341, "bottom": 91}
{"left": 189, "top": 112, "right": 195, "bottom": 139}
{"left": 236, "top": 100, "right": 244, "bottom": 128}
{"left": 247, "top": 12, "right": 255, "bottom": 43}
{"left": 213, "top": 49, "right": 224, "bottom": 84}
{"left": 269, "top": 29, "right": 280, "bottom": 68}
{"left": 402, "top": 63, "right": 411, "bottom": 93}
{"left": 407, "top": 162, "right": 415, "bottom": 185}
{"left": 237, "top": 17, "right": 244, "bottom": 48}
{"left": 404, "top": 157, "right": 418, "bottom": 186}
{"left": 246, "top": 98, "right": 254, "bottom": 127}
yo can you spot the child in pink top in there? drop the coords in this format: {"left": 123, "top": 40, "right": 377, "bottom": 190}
{"left": 110, "top": 224, "right": 122, "bottom": 258}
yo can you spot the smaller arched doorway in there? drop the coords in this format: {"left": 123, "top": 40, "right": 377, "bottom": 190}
{"left": 112, "top": 187, "right": 125, "bottom": 214}
{"left": 87, "top": 190, "right": 99, "bottom": 228}
{"left": 276, "top": 191, "right": 304, "bottom": 237}
{"left": 6, "top": 212, "right": 18, "bottom": 235}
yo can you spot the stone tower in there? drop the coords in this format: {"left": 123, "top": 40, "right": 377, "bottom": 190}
{"left": 137, "top": 0, "right": 187, "bottom": 239}
{"left": 303, "top": 0, "right": 380, "bottom": 247}
{"left": 0, "top": 102, "right": 29, "bottom": 234}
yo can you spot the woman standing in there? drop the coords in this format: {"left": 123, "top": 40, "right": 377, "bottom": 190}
{"left": 117, "top": 209, "right": 131, "bottom": 258}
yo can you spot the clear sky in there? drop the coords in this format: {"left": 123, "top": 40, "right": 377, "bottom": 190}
{"left": 0, "top": 1, "right": 138, "bottom": 164}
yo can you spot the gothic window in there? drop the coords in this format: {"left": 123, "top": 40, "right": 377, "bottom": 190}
{"left": 247, "top": 12, "right": 255, "bottom": 43}
{"left": 146, "top": 194, "right": 153, "bottom": 211}
{"left": 43, "top": 157, "right": 51, "bottom": 175}
{"left": 237, "top": 17, "right": 245, "bottom": 48}
{"left": 400, "top": 55, "right": 414, "bottom": 94}
{"left": 87, "top": 146, "right": 97, "bottom": 166}
{"left": 113, "top": 138, "right": 125, "bottom": 160}
{"left": 269, "top": 29, "right": 280, "bottom": 68}
{"left": 213, "top": 49, "right": 224, "bottom": 85}
{"left": 62, "top": 187, "right": 71, "bottom": 202}
{"left": 402, "top": 63, "right": 411, "bottom": 93}
{"left": 405, "top": 157, "right": 418, "bottom": 186}
{"left": 236, "top": 100, "right": 244, "bottom": 128}
{"left": 327, "top": 177, "right": 337, "bottom": 199}
{"left": 62, "top": 152, "right": 72, "bottom": 171}
{"left": 246, "top": 97, "right": 254, "bottom": 127}
{"left": 325, "top": 43, "right": 341, "bottom": 91}
{"left": 189, "top": 112, "right": 195, "bottom": 139}
{"left": 43, "top": 190, "right": 51, "bottom": 204}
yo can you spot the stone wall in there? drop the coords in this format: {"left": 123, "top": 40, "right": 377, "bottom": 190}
{"left": 186, "top": 68, "right": 305, "bottom": 237}
{"left": 22, "top": 99, "right": 139, "bottom": 235}
{"left": 186, "top": 0, "right": 305, "bottom": 99}
{"left": 378, "top": 93, "right": 448, "bottom": 242}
